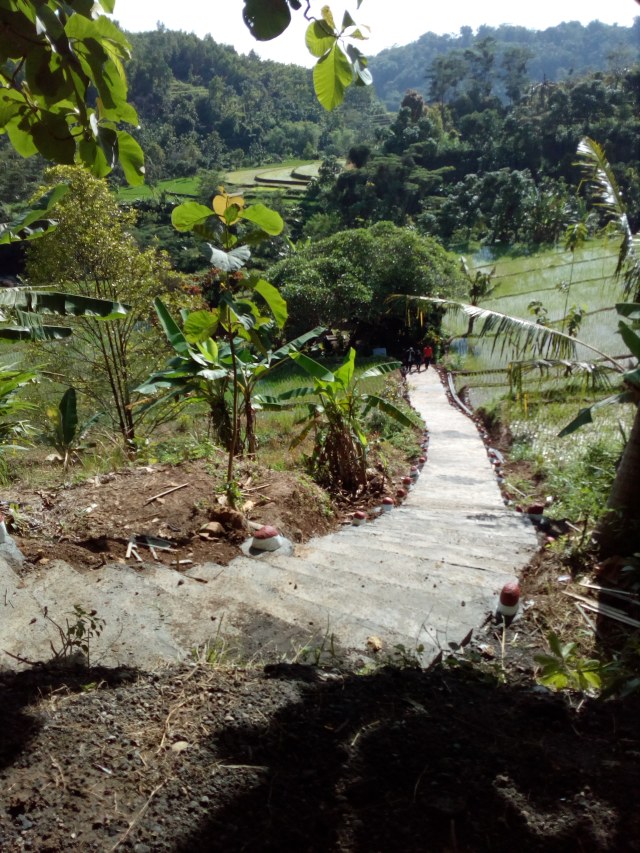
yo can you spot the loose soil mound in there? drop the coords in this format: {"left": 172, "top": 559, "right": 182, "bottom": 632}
{"left": 8, "top": 461, "right": 347, "bottom": 572}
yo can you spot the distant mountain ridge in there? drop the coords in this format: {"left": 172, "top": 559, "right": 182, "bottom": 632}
{"left": 369, "top": 19, "right": 640, "bottom": 109}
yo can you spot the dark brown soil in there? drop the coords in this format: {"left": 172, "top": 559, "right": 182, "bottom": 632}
{"left": 1, "top": 438, "right": 638, "bottom": 850}
{"left": 0, "top": 655, "right": 638, "bottom": 852}
{"left": 7, "top": 459, "right": 389, "bottom": 573}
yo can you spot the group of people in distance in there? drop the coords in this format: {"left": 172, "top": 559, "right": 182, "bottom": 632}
{"left": 402, "top": 343, "right": 434, "bottom": 375}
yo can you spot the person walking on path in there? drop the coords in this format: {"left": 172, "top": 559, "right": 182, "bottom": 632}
{"left": 403, "top": 346, "right": 418, "bottom": 374}
{"left": 421, "top": 343, "right": 434, "bottom": 372}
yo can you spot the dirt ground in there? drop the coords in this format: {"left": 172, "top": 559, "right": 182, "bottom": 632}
{"left": 7, "top": 459, "right": 352, "bottom": 573}
{"left": 1, "top": 422, "right": 638, "bottom": 850}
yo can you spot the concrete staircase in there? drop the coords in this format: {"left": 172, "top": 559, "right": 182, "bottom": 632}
{"left": 0, "top": 371, "right": 537, "bottom": 670}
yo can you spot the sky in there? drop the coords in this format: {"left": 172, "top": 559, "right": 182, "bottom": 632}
{"left": 112, "top": 0, "right": 639, "bottom": 67}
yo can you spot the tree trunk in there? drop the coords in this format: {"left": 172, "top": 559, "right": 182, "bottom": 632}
{"left": 596, "top": 403, "right": 640, "bottom": 556}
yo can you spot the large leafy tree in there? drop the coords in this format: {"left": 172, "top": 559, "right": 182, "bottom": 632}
{"left": 268, "top": 222, "right": 466, "bottom": 348}
{"left": 0, "top": 1, "right": 144, "bottom": 186}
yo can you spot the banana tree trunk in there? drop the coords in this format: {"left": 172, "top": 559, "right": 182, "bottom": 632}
{"left": 596, "top": 403, "right": 640, "bottom": 556}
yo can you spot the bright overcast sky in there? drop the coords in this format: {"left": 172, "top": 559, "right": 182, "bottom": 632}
{"left": 112, "top": 0, "right": 640, "bottom": 67}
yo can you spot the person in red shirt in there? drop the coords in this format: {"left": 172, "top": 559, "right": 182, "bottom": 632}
{"left": 421, "top": 343, "right": 434, "bottom": 371}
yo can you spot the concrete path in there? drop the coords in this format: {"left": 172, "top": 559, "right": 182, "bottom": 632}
{"left": 0, "top": 370, "right": 537, "bottom": 669}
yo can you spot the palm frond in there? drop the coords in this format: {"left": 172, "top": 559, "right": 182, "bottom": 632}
{"left": 406, "top": 297, "right": 624, "bottom": 371}
{"left": 509, "top": 358, "right": 614, "bottom": 396}
{"left": 576, "top": 137, "right": 639, "bottom": 299}
{"left": 576, "top": 137, "right": 626, "bottom": 215}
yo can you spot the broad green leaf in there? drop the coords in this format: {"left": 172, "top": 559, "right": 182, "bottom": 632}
{"left": 196, "top": 338, "right": 220, "bottom": 363}
{"left": 0, "top": 290, "right": 127, "bottom": 320}
{"left": 6, "top": 116, "right": 39, "bottom": 157}
{"left": 618, "top": 322, "right": 640, "bottom": 360}
{"left": 240, "top": 204, "right": 284, "bottom": 236}
{"left": 65, "top": 12, "right": 132, "bottom": 54}
{"left": 59, "top": 388, "right": 78, "bottom": 445}
{"left": 334, "top": 348, "right": 356, "bottom": 388}
{"left": 0, "top": 90, "right": 24, "bottom": 126}
{"left": 305, "top": 19, "right": 335, "bottom": 58}
{"left": 36, "top": 5, "right": 65, "bottom": 43}
{"left": 313, "top": 44, "right": 353, "bottom": 111}
{"left": 290, "top": 352, "right": 336, "bottom": 382}
{"left": 116, "top": 131, "right": 145, "bottom": 186}
{"left": 623, "top": 366, "right": 640, "bottom": 387}
{"left": 0, "top": 324, "right": 72, "bottom": 340}
{"left": 243, "top": 0, "right": 290, "bottom": 40}
{"left": 154, "top": 298, "right": 189, "bottom": 355}
{"left": 207, "top": 244, "right": 251, "bottom": 272}
{"left": 359, "top": 361, "right": 401, "bottom": 380}
{"left": 252, "top": 279, "right": 288, "bottom": 328}
{"left": 271, "top": 326, "right": 325, "bottom": 360}
{"left": 196, "top": 368, "right": 228, "bottom": 382}
{"left": 581, "top": 670, "right": 602, "bottom": 690}
{"left": 558, "top": 391, "right": 634, "bottom": 437}
{"left": 363, "top": 395, "right": 421, "bottom": 427}
{"left": 78, "top": 136, "right": 111, "bottom": 178}
{"left": 616, "top": 303, "right": 640, "bottom": 321}
{"left": 342, "top": 11, "right": 356, "bottom": 28}
{"left": 184, "top": 310, "right": 218, "bottom": 344}
{"left": 171, "top": 201, "right": 214, "bottom": 231}
{"left": 32, "top": 113, "right": 76, "bottom": 163}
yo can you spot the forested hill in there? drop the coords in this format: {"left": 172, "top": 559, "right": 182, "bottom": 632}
{"left": 123, "top": 28, "right": 384, "bottom": 183}
{"left": 369, "top": 19, "right": 640, "bottom": 109}
{"left": 1, "top": 20, "right": 638, "bottom": 210}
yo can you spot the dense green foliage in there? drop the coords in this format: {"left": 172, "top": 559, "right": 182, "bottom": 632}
{"left": 0, "top": 0, "right": 144, "bottom": 188}
{"left": 305, "top": 71, "right": 640, "bottom": 247}
{"left": 369, "top": 19, "right": 640, "bottom": 110}
{"left": 268, "top": 222, "right": 466, "bottom": 348}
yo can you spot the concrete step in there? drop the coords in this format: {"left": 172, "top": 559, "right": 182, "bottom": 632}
{"left": 185, "top": 556, "right": 469, "bottom": 660}
{"left": 1, "top": 369, "right": 538, "bottom": 671}
{"left": 306, "top": 526, "right": 530, "bottom": 576}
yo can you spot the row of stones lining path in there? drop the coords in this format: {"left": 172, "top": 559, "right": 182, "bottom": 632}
{"left": 0, "top": 369, "right": 538, "bottom": 669}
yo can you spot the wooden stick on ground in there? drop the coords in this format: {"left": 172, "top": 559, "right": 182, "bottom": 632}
{"left": 144, "top": 483, "right": 190, "bottom": 506}
{"left": 562, "top": 591, "right": 640, "bottom": 628}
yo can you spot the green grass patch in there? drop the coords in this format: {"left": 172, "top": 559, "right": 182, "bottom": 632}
{"left": 117, "top": 176, "right": 201, "bottom": 202}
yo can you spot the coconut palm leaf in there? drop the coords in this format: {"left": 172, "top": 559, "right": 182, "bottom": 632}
{"left": 576, "top": 137, "right": 639, "bottom": 298}
{"left": 558, "top": 391, "right": 635, "bottom": 437}
{"left": 508, "top": 358, "right": 615, "bottom": 400}
{"left": 405, "top": 297, "right": 624, "bottom": 370}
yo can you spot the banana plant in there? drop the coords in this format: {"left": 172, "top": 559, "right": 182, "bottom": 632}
{"left": 0, "top": 365, "right": 37, "bottom": 451}
{"left": 138, "top": 300, "right": 324, "bottom": 456}
{"left": 0, "top": 287, "right": 128, "bottom": 341}
{"left": 232, "top": 325, "right": 325, "bottom": 455}
{"left": 136, "top": 298, "right": 231, "bottom": 446}
{"left": 258, "top": 348, "right": 420, "bottom": 494}
{"left": 43, "top": 387, "right": 101, "bottom": 473}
